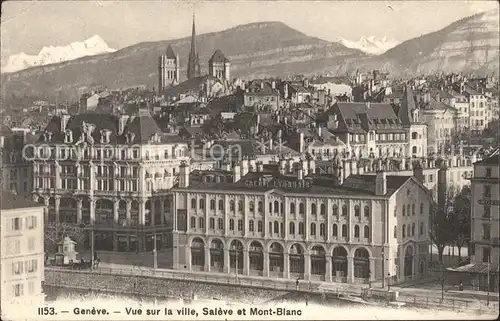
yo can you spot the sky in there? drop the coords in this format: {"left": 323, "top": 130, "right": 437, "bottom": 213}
{"left": 1, "top": 0, "right": 498, "bottom": 62}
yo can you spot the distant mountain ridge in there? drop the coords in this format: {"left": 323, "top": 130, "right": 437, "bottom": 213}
{"left": 1, "top": 35, "right": 116, "bottom": 74}
{"left": 2, "top": 11, "right": 499, "bottom": 99}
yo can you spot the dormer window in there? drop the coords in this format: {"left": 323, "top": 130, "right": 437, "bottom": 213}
{"left": 64, "top": 129, "right": 73, "bottom": 144}
{"left": 100, "top": 130, "right": 111, "bottom": 144}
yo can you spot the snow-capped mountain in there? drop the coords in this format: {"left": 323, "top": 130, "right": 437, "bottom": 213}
{"left": 338, "top": 36, "right": 399, "bottom": 55}
{"left": 1, "top": 35, "right": 116, "bottom": 73}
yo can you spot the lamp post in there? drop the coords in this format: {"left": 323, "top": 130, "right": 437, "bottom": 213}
{"left": 153, "top": 234, "right": 158, "bottom": 271}
{"left": 387, "top": 272, "right": 391, "bottom": 292}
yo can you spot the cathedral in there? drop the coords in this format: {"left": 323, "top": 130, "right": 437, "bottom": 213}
{"left": 157, "top": 15, "right": 231, "bottom": 94}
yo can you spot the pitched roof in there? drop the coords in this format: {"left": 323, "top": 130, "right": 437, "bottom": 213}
{"left": 165, "top": 45, "right": 177, "bottom": 59}
{"left": 474, "top": 151, "right": 499, "bottom": 165}
{"left": 164, "top": 75, "right": 220, "bottom": 98}
{"left": 1, "top": 191, "right": 43, "bottom": 211}
{"left": 209, "top": 49, "right": 229, "bottom": 63}
{"left": 398, "top": 85, "right": 416, "bottom": 126}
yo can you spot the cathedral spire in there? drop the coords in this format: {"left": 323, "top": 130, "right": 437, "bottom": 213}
{"left": 187, "top": 13, "right": 200, "bottom": 79}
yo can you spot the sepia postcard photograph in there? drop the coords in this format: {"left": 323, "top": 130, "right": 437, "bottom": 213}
{"left": 0, "top": 0, "right": 499, "bottom": 320}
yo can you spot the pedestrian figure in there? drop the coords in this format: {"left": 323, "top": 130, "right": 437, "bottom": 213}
{"left": 459, "top": 281, "right": 463, "bottom": 291}
{"left": 296, "top": 278, "right": 299, "bottom": 291}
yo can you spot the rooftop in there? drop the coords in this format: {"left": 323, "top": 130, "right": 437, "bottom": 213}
{"left": 1, "top": 191, "right": 43, "bottom": 211}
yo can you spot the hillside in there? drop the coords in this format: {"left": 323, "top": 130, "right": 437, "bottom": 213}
{"left": 0, "top": 21, "right": 367, "bottom": 99}
{"left": 371, "top": 9, "right": 500, "bottom": 76}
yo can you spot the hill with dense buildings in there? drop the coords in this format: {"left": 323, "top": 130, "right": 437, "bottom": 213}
{"left": 1, "top": 10, "right": 499, "bottom": 100}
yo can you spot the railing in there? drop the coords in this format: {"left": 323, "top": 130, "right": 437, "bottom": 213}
{"left": 397, "top": 293, "right": 499, "bottom": 312}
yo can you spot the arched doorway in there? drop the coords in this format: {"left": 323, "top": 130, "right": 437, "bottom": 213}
{"left": 191, "top": 238, "right": 205, "bottom": 271}
{"left": 354, "top": 248, "right": 370, "bottom": 283}
{"left": 210, "top": 239, "right": 224, "bottom": 272}
{"left": 230, "top": 240, "right": 244, "bottom": 273}
{"left": 249, "top": 241, "right": 264, "bottom": 276}
{"left": 332, "top": 246, "right": 348, "bottom": 282}
{"left": 269, "top": 242, "right": 283, "bottom": 276}
{"left": 404, "top": 246, "right": 414, "bottom": 280}
{"left": 289, "top": 243, "right": 304, "bottom": 278}
{"left": 311, "top": 245, "right": 326, "bottom": 281}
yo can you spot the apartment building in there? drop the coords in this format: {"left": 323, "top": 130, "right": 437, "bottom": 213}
{"left": 171, "top": 158, "right": 432, "bottom": 285}
{"left": 0, "top": 192, "right": 45, "bottom": 315}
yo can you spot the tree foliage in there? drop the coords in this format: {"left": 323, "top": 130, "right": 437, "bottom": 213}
{"left": 45, "top": 222, "right": 85, "bottom": 253}
{"left": 429, "top": 204, "right": 455, "bottom": 263}
{"left": 450, "top": 186, "right": 472, "bottom": 256}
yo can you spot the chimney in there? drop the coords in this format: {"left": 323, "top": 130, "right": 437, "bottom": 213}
{"left": 303, "top": 79, "right": 309, "bottom": 88}
{"left": 343, "top": 160, "right": 350, "bottom": 180}
{"left": 260, "top": 82, "right": 264, "bottom": 90}
{"left": 308, "top": 158, "right": 316, "bottom": 174}
{"left": 256, "top": 114, "right": 260, "bottom": 127}
{"left": 287, "top": 158, "right": 294, "bottom": 173}
{"left": 269, "top": 137, "right": 273, "bottom": 151}
{"left": 284, "top": 83, "right": 289, "bottom": 99}
{"left": 60, "top": 115, "right": 71, "bottom": 132}
{"left": 301, "top": 159, "right": 308, "bottom": 177}
{"left": 260, "top": 137, "right": 266, "bottom": 154}
{"left": 336, "top": 165, "right": 344, "bottom": 186}
{"left": 118, "top": 115, "right": 129, "bottom": 135}
{"left": 271, "top": 81, "right": 276, "bottom": 89}
{"left": 233, "top": 162, "right": 241, "bottom": 183}
{"left": 241, "top": 159, "right": 249, "bottom": 177}
{"left": 297, "top": 168, "right": 304, "bottom": 180}
{"left": 279, "top": 159, "right": 286, "bottom": 175}
{"left": 179, "top": 161, "right": 190, "bottom": 188}
{"left": 249, "top": 158, "right": 257, "bottom": 172}
{"left": 276, "top": 115, "right": 280, "bottom": 123}
{"left": 413, "top": 164, "right": 424, "bottom": 184}
{"left": 375, "top": 170, "right": 387, "bottom": 196}
{"left": 299, "top": 132, "right": 304, "bottom": 153}
{"left": 257, "top": 161, "right": 264, "bottom": 172}
{"left": 278, "top": 129, "right": 283, "bottom": 146}
{"left": 317, "top": 126, "right": 322, "bottom": 137}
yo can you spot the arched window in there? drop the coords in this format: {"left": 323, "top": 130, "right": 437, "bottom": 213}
{"left": 355, "top": 205, "right": 360, "bottom": 217}
{"left": 354, "top": 225, "right": 360, "bottom": 238}
{"left": 394, "top": 225, "right": 397, "bottom": 238}
{"left": 341, "top": 224, "right": 347, "bottom": 237}
{"left": 198, "top": 217, "right": 204, "bottom": 229}
{"left": 412, "top": 146, "right": 417, "bottom": 154}
{"left": 199, "top": 199, "right": 204, "bottom": 209}
{"left": 230, "top": 200, "right": 235, "bottom": 212}
{"left": 274, "top": 221, "right": 279, "bottom": 233}
{"left": 238, "top": 219, "right": 243, "bottom": 231}
{"left": 412, "top": 132, "right": 418, "bottom": 139}
{"left": 299, "top": 203, "right": 305, "bottom": 214}
{"left": 249, "top": 220, "right": 254, "bottom": 232}
{"left": 269, "top": 222, "right": 272, "bottom": 233}
{"left": 290, "top": 202, "right": 296, "bottom": 214}
{"left": 310, "top": 223, "right": 316, "bottom": 236}
{"left": 406, "top": 204, "right": 411, "bottom": 216}
{"left": 257, "top": 220, "right": 263, "bottom": 232}
{"left": 258, "top": 201, "right": 263, "bottom": 213}
{"left": 191, "top": 198, "right": 196, "bottom": 209}
{"left": 299, "top": 222, "right": 305, "bottom": 234}
{"left": 402, "top": 224, "right": 406, "bottom": 238}
{"left": 320, "top": 223, "right": 325, "bottom": 236}
{"left": 238, "top": 201, "right": 243, "bottom": 212}
{"left": 280, "top": 202, "right": 284, "bottom": 214}
{"left": 407, "top": 224, "right": 411, "bottom": 237}
{"left": 289, "top": 222, "right": 295, "bottom": 234}
{"left": 217, "top": 218, "right": 224, "bottom": 229}
{"left": 364, "top": 205, "right": 370, "bottom": 217}
{"left": 210, "top": 199, "right": 216, "bottom": 210}
{"left": 218, "top": 200, "right": 224, "bottom": 211}
{"left": 311, "top": 203, "right": 317, "bottom": 215}
{"left": 332, "top": 204, "right": 338, "bottom": 216}
{"left": 209, "top": 218, "right": 215, "bottom": 229}
{"left": 249, "top": 201, "right": 254, "bottom": 212}
{"left": 269, "top": 202, "right": 272, "bottom": 213}
{"left": 332, "top": 224, "right": 338, "bottom": 237}
{"left": 412, "top": 223, "right": 415, "bottom": 236}
{"left": 402, "top": 205, "right": 406, "bottom": 216}
{"left": 320, "top": 204, "right": 326, "bottom": 215}
{"left": 419, "top": 222, "right": 424, "bottom": 235}
{"left": 342, "top": 204, "right": 348, "bottom": 216}
{"left": 274, "top": 201, "right": 279, "bottom": 213}
{"left": 229, "top": 219, "right": 235, "bottom": 231}
{"left": 420, "top": 202, "right": 424, "bottom": 215}
{"left": 190, "top": 217, "right": 196, "bottom": 228}
{"left": 412, "top": 204, "right": 415, "bottom": 215}
{"left": 364, "top": 226, "right": 370, "bottom": 238}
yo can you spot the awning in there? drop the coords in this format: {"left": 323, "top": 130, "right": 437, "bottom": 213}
{"left": 446, "top": 263, "right": 499, "bottom": 274}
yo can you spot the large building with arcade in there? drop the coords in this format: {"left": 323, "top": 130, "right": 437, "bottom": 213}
{"left": 171, "top": 157, "right": 433, "bottom": 285}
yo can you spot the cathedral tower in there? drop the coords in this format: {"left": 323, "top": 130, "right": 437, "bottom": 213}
{"left": 158, "top": 45, "right": 179, "bottom": 93}
{"left": 187, "top": 14, "right": 201, "bottom": 80}
{"left": 208, "top": 49, "right": 230, "bottom": 81}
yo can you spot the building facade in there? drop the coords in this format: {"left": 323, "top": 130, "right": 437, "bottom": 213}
{"left": 208, "top": 50, "right": 230, "bottom": 81}
{"left": 158, "top": 45, "right": 180, "bottom": 92}
{"left": 30, "top": 110, "right": 189, "bottom": 254}
{"left": 1, "top": 192, "right": 45, "bottom": 313}
{"left": 171, "top": 159, "right": 432, "bottom": 285}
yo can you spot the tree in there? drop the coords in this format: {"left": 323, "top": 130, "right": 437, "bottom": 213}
{"left": 429, "top": 204, "right": 455, "bottom": 263}
{"left": 450, "top": 186, "right": 472, "bottom": 257}
{"left": 45, "top": 222, "right": 85, "bottom": 253}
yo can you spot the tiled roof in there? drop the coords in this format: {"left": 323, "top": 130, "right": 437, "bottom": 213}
{"left": 474, "top": 152, "right": 499, "bottom": 165}
{"left": 246, "top": 81, "right": 279, "bottom": 96}
{"left": 176, "top": 171, "right": 410, "bottom": 197}
{"left": 209, "top": 49, "right": 229, "bottom": 63}
{"left": 1, "top": 191, "right": 43, "bottom": 211}
{"left": 447, "top": 263, "right": 499, "bottom": 274}
{"left": 164, "top": 75, "right": 220, "bottom": 98}
{"left": 165, "top": 45, "right": 177, "bottom": 59}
